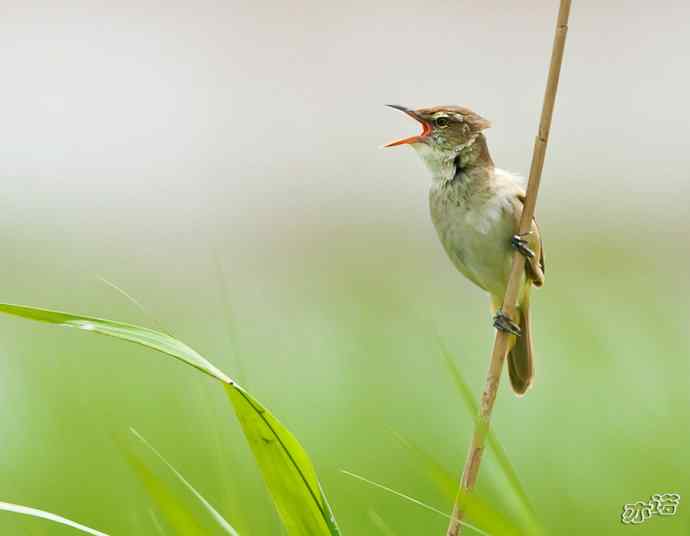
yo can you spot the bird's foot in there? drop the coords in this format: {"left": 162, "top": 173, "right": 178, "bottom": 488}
{"left": 493, "top": 310, "right": 522, "bottom": 336}
{"left": 511, "top": 232, "right": 535, "bottom": 259}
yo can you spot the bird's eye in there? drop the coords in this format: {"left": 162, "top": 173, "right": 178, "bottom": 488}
{"left": 435, "top": 116, "right": 450, "bottom": 127}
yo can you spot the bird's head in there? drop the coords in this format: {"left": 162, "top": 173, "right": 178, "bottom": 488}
{"left": 384, "top": 105, "right": 493, "bottom": 181}
{"left": 384, "top": 104, "right": 491, "bottom": 156}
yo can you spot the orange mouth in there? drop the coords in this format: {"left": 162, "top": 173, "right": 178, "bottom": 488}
{"left": 384, "top": 105, "right": 431, "bottom": 147}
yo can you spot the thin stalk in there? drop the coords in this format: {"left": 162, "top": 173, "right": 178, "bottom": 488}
{"left": 446, "top": 2, "right": 572, "bottom": 534}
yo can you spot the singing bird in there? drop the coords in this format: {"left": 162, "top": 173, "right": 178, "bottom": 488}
{"left": 385, "top": 105, "right": 544, "bottom": 395}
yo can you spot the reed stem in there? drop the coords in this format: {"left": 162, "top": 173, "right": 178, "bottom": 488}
{"left": 446, "top": 2, "right": 572, "bottom": 534}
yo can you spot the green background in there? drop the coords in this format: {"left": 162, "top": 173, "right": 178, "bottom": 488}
{"left": 1, "top": 1, "right": 689, "bottom": 534}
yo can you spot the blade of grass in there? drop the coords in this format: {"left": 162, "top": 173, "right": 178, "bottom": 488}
{"left": 341, "top": 470, "right": 489, "bottom": 536}
{"left": 439, "top": 341, "right": 540, "bottom": 533}
{"left": 148, "top": 509, "right": 166, "bottom": 536}
{"left": 368, "top": 510, "right": 397, "bottom": 536}
{"left": 130, "top": 428, "right": 240, "bottom": 536}
{"left": 98, "top": 277, "right": 248, "bottom": 532}
{"left": 393, "top": 434, "right": 522, "bottom": 536}
{"left": 123, "top": 443, "right": 209, "bottom": 535}
{"left": 0, "top": 302, "right": 341, "bottom": 536}
{"left": 0, "top": 303, "right": 230, "bottom": 383}
{"left": 97, "top": 276, "right": 150, "bottom": 321}
{"left": 393, "top": 432, "right": 456, "bottom": 498}
{"left": 227, "top": 385, "right": 341, "bottom": 535}
{"left": 98, "top": 276, "right": 167, "bottom": 333}
{"left": 212, "top": 250, "right": 246, "bottom": 384}
{"left": 0, "top": 501, "right": 108, "bottom": 536}
{"left": 210, "top": 255, "right": 254, "bottom": 533}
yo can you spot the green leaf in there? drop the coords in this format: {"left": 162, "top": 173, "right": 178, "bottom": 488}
{"left": 0, "top": 303, "right": 340, "bottom": 536}
{"left": 227, "top": 385, "right": 341, "bottom": 535}
{"left": 0, "top": 303, "right": 230, "bottom": 383}
{"left": 128, "top": 428, "right": 240, "bottom": 535}
{"left": 0, "top": 501, "right": 108, "bottom": 535}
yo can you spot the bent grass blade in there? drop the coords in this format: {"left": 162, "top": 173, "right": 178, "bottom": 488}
{"left": 0, "top": 302, "right": 340, "bottom": 536}
{"left": 0, "top": 303, "right": 230, "bottom": 383}
{"left": 0, "top": 501, "right": 108, "bottom": 536}
{"left": 227, "top": 385, "right": 341, "bottom": 535}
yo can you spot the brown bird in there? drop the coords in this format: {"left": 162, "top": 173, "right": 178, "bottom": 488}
{"left": 385, "top": 105, "right": 545, "bottom": 395}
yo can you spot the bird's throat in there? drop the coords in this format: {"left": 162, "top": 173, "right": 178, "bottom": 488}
{"left": 412, "top": 143, "right": 457, "bottom": 184}
{"left": 413, "top": 133, "right": 494, "bottom": 187}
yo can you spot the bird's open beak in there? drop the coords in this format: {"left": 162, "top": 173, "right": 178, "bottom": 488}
{"left": 384, "top": 104, "right": 432, "bottom": 147}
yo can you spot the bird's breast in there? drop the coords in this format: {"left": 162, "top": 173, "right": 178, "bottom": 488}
{"left": 429, "top": 185, "right": 515, "bottom": 296}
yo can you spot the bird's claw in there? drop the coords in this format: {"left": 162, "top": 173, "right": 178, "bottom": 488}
{"left": 511, "top": 233, "right": 535, "bottom": 259}
{"left": 493, "top": 310, "right": 522, "bottom": 336}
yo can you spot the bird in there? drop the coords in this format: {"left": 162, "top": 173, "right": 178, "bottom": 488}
{"left": 385, "top": 104, "right": 545, "bottom": 395}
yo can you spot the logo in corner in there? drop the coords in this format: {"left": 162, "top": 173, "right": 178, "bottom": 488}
{"left": 622, "top": 493, "right": 680, "bottom": 525}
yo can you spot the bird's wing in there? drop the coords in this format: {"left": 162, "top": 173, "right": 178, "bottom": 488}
{"left": 516, "top": 194, "right": 545, "bottom": 287}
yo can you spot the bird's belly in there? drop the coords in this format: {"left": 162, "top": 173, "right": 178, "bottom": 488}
{"left": 430, "top": 197, "right": 513, "bottom": 297}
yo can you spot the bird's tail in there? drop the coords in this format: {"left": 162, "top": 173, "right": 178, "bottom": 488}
{"left": 507, "top": 292, "right": 534, "bottom": 396}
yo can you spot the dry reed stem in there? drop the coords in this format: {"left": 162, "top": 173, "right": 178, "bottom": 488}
{"left": 446, "top": 2, "right": 572, "bottom": 534}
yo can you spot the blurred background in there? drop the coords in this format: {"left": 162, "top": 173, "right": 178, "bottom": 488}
{"left": 1, "top": 0, "right": 688, "bottom": 534}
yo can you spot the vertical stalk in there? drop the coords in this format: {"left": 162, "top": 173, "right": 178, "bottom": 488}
{"left": 446, "top": 2, "right": 572, "bottom": 534}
